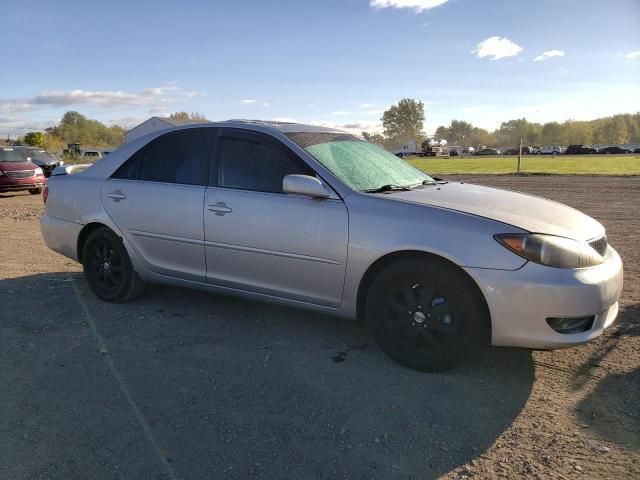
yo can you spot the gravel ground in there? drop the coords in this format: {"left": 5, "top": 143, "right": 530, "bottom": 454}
{"left": 0, "top": 176, "right": 638, "bottom": 480}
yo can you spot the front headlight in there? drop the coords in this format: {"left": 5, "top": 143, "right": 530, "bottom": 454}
{"left": 34, "top": 167, "right": 44, "bottom": 176}
{"left": 495, "top": 233, "right": 604, "bottom": 269}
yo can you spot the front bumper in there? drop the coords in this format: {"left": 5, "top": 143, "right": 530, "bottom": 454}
{"left": 466, "top": 246, "right": 623, "bottom": 349}
{"left": 0, "top": 176, "right": 46, "bottom": 192}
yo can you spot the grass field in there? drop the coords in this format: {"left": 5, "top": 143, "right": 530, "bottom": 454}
{"left": 409, "top": 155, "right": 640, "bottom": 175}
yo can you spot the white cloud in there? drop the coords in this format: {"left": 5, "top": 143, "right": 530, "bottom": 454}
{"left": 262, "top": 102, "right": 270, "bottom": 107}
{"left": 533, "top": 50, "right": 565, "bottom": 62}
{"left": 472, "top": 36, "right": 523, "bottom": 60}
{"left": 274, "top": 117, "right": 298, "bottom": 123}
{"left": 310, "top": 120, "right": 383, "bottom": 135}
{"left": 359, "top": 103, "right": 375, "bottom": 108}
{"left": 331, "top": 111, "right": 351, "bottom": 116}
{"left": 624, "top": 50, "right": 640, "bottom": 59}
{"left": 240, "top": 99, "right": 257, "bottom": 105}
{"left": 0, "top": 82, "right": 201, "bottom": 114}
{"left": 369, "top": 0, "right": 449, "bottom": 12}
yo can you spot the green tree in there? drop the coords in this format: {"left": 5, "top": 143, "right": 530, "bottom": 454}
{"left": 361, "top": 132, "right": 386, "bottom": 145}
{"left": 381, "top": 98, "right": 425, "bottom": 144}
{"left": 601, "top": 116, "right": 629, "bottom": 144}
{"left": 496, "top": 118, "right": 531, "bottom": 146}
{"left": 23, "top": 131, "right": 44, "bottom": 146}
{"left": 49, "top": 111, "right": 125, "bottom": 148}
{"left": 541, "top": 122, "right": 565, "bottom": 145}
{"left": 467, "top": 127, "right": 496, "bottom": 148}
{"left": 564, "top": 120, "right": 593, "bottom": 144}
{"left": 169, "top": 111, "right": 207, "bottom": 121}
{"left": 447, "top": 120, "right": 473, "bottom": 146}
{"left": 433, "top": 126, "right": 450, "bottom": 143}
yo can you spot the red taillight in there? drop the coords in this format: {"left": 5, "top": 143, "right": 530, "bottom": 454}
{"left": 43, "top": 186, "right": 49, "bottom": 204}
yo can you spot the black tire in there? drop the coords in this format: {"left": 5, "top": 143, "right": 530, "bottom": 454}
{"left": 366, "top": 257, "right": 488, "bottom": 372}
{"left": 29, "top": 188, "right": 42, "bottom": 195}
{"left": 82, "top": 227, "right": 145, "bottom": 302}
{"left": 397, "top": 153, "right": 404, "bottom": 158}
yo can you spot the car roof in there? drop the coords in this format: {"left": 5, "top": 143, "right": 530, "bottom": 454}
{"left": 178, "top": 119, "right": 347, "bottom": 135}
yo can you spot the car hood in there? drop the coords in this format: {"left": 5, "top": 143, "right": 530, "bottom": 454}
{"left": 390, "top": 182, "right": 605, "bottom": 242}
{"left": 0, "top": 161, "right": 37, "bottom": 171}
{"left": 30, "top": 158, "right": 59, "bottom": 166}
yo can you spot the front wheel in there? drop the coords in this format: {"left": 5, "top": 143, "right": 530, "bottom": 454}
{"left": 366, "top": 257, "right": 488, "bottom": 371}
{"left": 82, "top": 227, "right": 145, "bottom": 302}
{"left": 29, "top": 188, "right": 42, "bottom": 195}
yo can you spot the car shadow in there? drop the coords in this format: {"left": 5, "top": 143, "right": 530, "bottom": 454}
{"left": 574, "top": 303, "right": 640, "bottom": 450}
{"left": 1, "top": 272, "right": 535, "bottom": 479}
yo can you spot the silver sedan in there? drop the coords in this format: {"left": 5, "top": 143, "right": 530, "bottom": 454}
{"left": 41, "top": 121, "right": 623, "bottom": 371}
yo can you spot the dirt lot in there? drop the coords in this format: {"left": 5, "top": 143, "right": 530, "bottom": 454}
{"left": 1, "top": 176, "right": 638, "bottom": 480}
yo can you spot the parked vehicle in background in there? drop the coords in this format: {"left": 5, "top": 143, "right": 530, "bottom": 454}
{"left": 475, "top": 148, "right": 500, "bottom": 155}
{"left": 13, "top": 146, "right": 64, "bottom": 177}
{"left": 634, "top": 147, "right": 640, "bottom": 154}
{"left": 392, "top": 140, "right": 417, "bottom": 158}
{"left": 501, "top": 147, "right": 533, "bottom": 155}
{"left": 82, "top": 150, "right": 103, "bottom": 160}
{"left": 421, "top": 141, "right": 450, "bottom": 157}
{"left": 463, "top": 147, "right": 475, "bottom": 154}
{"left": 62, "top": 143, "right": 108, "bottom": 161}
{"left": 449, "top": 148, "right": 460, "bottom": 156}
{"left": 598, "top": 146, "right": 632, "bottom": 154}
{"left": 0, "top": 147, "right": 46, "bottom": 194}
{"left": 41, "top": 120, "right": 623, "bottom": 371}
{"left": 538, "top": 146, "right": 565, "bottom": 155}
{"left": 566, "top": 144, "right": 597, "bottom": 154}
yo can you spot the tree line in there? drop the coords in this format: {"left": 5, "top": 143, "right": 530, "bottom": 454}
{"left": 16, "top": 111, "right": 206, "bottom": 152}
{"left": 364, "top": 98, "right": 640, "bottom": 149}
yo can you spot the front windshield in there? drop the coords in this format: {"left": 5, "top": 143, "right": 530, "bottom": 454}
{"left": 18, "top": 149, "right": 56, "bottom": 160}
{"left": 287, "top": 132, "right": 433, "bottom": 192}
{"left": 0, "top": 148, "right": 26, "bottom": 162}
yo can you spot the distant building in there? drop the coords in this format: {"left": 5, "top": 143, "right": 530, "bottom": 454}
{"left": 125, "top": 116, "right": 208, "bottom": 143}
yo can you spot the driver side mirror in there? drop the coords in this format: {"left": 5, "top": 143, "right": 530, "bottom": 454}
{"left": 283, "top": 174, "right": 330, "bottom": 199}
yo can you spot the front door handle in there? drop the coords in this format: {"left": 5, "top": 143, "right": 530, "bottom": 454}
{"left": 107, "top": 190, "right": 126, "bottom": 202}
{"left": 207, "top": 202, "right": 232, "bottom": 216}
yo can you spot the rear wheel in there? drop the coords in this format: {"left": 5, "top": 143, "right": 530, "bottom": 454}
{"left": 366, "top": 257, "right": 487, "bottom": 371}
{"left": 82, "top": 227, "right": 145, "bottom": 302}
{"left": 29, "top": 188, "right": 42, "bottom": 195}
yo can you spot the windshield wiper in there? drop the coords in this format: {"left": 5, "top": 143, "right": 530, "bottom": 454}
{"left": 362, "top": 184, "right": 413, "bottom": 194}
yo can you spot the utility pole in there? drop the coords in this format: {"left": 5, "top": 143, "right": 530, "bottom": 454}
{"left": 517, "top": 138, "right": 523, "bottom": 174}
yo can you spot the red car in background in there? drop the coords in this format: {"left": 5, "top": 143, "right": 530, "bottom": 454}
{"left": 0, "top": 147, "right": 46, "bottom": 195}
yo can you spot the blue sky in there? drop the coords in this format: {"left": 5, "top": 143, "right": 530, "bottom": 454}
{"left": 1, "top": 0, "right": 639, "bottom": 137}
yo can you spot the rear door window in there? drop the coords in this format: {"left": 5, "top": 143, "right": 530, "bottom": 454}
{"left": 111, "top": 128, "right": 213, "bottom": 185}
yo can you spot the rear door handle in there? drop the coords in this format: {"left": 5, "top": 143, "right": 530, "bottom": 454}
{"left": 107, "top": 190, "right": 126, "bottom": 201}
{"left": 207, "top": 202, "right": 232, "bottom": 216}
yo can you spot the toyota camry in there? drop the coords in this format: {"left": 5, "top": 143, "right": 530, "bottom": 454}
{"left": 41, "top": 121, "right": 623, "bottom": 371}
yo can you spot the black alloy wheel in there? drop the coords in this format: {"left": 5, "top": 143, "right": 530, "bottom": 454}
{"left": 366, "top": 257, "right": 487, "bottom": 371}
{"left": 82, "top": 227, "right": 145, "bottom": 302}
